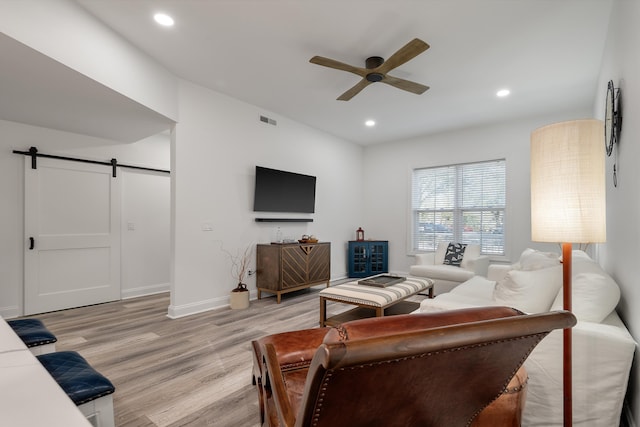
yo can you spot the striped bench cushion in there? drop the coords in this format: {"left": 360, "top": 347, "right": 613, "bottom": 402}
{"left": 320, "top": 277, "right": 433, "bottom": 308}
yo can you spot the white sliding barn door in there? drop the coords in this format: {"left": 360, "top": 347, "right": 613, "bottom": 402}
{"left": 24, "top": 157, "right": 121, "bottom": 315}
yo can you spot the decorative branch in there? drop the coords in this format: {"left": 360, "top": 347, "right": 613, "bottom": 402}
{"left": 221, "top": 244, "right": 253, "bottom": 291}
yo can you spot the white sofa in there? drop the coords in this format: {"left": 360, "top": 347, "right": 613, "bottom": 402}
{"left": 409, "top": 243, "right": 490, "bottom": 295}
{"left": 416, "top": 249, "right": 636, "bottom": 427}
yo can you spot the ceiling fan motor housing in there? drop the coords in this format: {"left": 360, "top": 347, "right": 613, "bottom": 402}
{"left": 365, "top": 56, "right": 385, "bottom": 82}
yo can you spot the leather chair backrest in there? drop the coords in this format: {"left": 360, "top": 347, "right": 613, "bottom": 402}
{"left": 322, "top": 306, "right": 522, "bottom": 343}
{"left": 296, "top": 308, "right": 575, "bottom": 427}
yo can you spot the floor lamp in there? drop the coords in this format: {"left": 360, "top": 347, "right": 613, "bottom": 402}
{"left": 530, "top": 119, "right": 606, "bottom": 427}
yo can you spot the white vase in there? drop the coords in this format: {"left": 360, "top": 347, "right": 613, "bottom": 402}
{"left": 229, "top": 290, "right": 250, "bottom": 309}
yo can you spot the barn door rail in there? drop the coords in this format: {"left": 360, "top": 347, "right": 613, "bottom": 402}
{"left": 13, "top": 146, "right": 170, "bottom": 177}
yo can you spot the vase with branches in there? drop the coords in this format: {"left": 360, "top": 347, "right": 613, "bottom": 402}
{"left": 223, "top": 244, "right": 253, "bottom": 293}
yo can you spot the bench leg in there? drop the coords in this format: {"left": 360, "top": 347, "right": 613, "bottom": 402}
{"left": 320, "top": 297, "right": 327, "bottom": 327}
{"left": 78, "top": 395, "right": 115, "bottom": 427}
{"left": 376, "top": 307, "right": 384, "bottom": 317}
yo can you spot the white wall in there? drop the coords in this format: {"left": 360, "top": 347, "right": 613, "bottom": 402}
{"left": 0, "top": 119, "right": 170, "bottom": 317}
{"left": 362, "top": 111, "right": 591, "bottom": 276}
{"left": 169, "top": 80, "right": 363, "bottom": 317}
{"left": 596, "top": 0, "right": 640, "bottom": 424}
{"left": 121, "top": 170, "right": 171, "bottom": 299}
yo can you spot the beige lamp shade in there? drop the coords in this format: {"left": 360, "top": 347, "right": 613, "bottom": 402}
{"left": 531, "top": 119, "right": 606, "bottom": 243}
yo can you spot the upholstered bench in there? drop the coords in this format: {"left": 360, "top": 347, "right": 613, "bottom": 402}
{"left": 319, "top": 276, "right": 434, "bottom": 326}
{"left": 7, "top": 318, "right": 57, "bottom": 355}
{"left": 38, "top": 351, "right": 116, "bottom": 427}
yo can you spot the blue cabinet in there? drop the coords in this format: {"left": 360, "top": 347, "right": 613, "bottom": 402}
{"left": 348, "top": 240, "right": 388, "bottom": 278}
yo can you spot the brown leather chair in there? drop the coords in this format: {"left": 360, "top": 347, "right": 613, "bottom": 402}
{"left": 252, "top": 306, "right": 575, "bottom": 427}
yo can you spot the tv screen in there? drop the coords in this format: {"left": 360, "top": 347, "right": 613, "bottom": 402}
{"left": 253, "top": 166, "right": 316, "bottom": 213}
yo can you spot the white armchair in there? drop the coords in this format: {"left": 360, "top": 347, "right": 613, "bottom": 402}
{"left": 409, "top": 242, "right": 489, "bottom": 295}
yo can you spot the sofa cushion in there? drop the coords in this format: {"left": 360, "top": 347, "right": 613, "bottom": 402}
{"left": 493, "top": 265, "right": 562, "bottom": 313}
{"left": 443, "top": 243, "right": 466, "bottom": 266}
{"left": 450, "top": 275, "right": 496, "bottom": 299}
{"left": 420, "top": 292, "right": 501, "bottom": 312}
{"left": 434, "top": 242, "right": 448, "bottom": 264}
{"left": 410, "top": 264, "right": 476, "bottom": 282}
{"left": 460, "top": 244, "right": 481, "bottom": 270}
{"left": 550, "top": 272, "right": 620, "bottom": 323}
{"left": 517, "top": 248, "right": 560, "bottom": 271}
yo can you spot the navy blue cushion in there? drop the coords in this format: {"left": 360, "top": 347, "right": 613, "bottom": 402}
{"left": 7, "top": 318, "right": 57, "bottom": 347}
{"left": 37, "top": 351, "right": 115, "bottom": 405}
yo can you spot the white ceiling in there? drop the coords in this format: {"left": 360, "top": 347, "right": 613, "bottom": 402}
{"left": 5, "top": 1, "right": 614, "bottom": 145}
{"left": 0, "top": 33, "right": 174, "bottom": 142}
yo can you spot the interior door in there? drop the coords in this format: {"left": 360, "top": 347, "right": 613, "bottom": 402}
{"left": 24, "top": 157, "right": 121, "bottom": 315}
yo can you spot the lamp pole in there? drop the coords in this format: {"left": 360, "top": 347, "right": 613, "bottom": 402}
{"left": 562, "top": 243, "right": 572, "bottom": 427}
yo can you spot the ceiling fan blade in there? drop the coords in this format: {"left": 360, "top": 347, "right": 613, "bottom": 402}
{"left": 337, "top": 78, "right": 372, "bottom": 101}
{"left": 377, "top": 38, "right": 430, "bottom": 74}
{"left": 309, "top": 56, "right": 367, "bottom": 77}
{"left": 382, "top": 75, "right": 429, "bottom": 95}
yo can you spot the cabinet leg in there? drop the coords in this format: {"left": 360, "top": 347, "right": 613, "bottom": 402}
{"left": 257, "top": 289, "right": 262, "bottom": 300}
{"left": 277, "top": 293, "right": 281, "bottom": 304}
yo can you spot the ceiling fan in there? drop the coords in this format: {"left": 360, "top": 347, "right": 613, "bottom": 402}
{"left": 309, "top": 38, "right": 430, "bottom": 101}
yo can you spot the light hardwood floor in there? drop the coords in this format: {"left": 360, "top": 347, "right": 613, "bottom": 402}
{"left": 33, "top": 287, "right": 380, "bottom": 426}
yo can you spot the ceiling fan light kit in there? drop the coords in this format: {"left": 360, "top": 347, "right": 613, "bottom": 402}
{"left": 310, "top": 38, "right": 430, "bottom": 101}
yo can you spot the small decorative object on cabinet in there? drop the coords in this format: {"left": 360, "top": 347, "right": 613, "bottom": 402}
{"left": 256, "top": 242, "right": 330, "bottom": 303}
{"left": 348, "top": 240, "right": 388, "bottom": 278}
{"left": 356, "top": 227, "right": 365, "bottom": 241}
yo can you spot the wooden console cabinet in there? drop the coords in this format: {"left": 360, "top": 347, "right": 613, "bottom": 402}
{"left": 256, "top": 242, "right": 330, "bottom": 303}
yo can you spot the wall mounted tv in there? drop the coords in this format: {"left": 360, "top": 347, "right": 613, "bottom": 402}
{"left": 253, "top": 166, "right": 316, "bottom": 213}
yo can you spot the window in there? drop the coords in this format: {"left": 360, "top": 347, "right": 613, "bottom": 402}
{"left": 411, "top": 159, "right": 505, "bottom": 255}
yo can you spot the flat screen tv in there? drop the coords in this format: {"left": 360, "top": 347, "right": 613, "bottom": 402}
{"left": 253, "top": 166, "right": 316, "bottom": 213}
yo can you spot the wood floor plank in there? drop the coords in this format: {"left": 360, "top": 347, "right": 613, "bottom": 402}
{"left": 29, "top": 286, "right": 425, "bottom": 426}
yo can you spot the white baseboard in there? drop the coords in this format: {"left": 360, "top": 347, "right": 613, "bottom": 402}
{"left": 166, "top": 277, "right": 353, "bottom": 319}
{"left": 121, "top": 282, "right": 170, "bottom": 300}
{"left": 167, "top": 296, "right": 225, "bottom": 319}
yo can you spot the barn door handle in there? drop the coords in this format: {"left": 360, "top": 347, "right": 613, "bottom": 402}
{"left": 29, "top": 237, "right": 34, "bottom": 250}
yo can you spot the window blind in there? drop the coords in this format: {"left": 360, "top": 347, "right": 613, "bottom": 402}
{"left": 411, "top": 159, "right": 506, "bottom": 255}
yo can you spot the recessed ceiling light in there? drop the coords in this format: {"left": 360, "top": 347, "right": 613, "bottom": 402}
{"left": 154, "top": 13, "right": 174, "bottom": 27}
{"left": 365, "top": 120, "right": 376, "bottom": 127}
{"left": 496, "top": 89, "right": 510, "bottom": 98}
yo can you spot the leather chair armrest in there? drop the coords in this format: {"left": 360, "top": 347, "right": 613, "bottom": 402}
{"left": 254, "top": 328, "right": 329, "bottom": 372}
{"left": 413, "top": 252, "right": 436, "bottom": 265}
{"left": 263, "top": 343, "right": 296, "bottom": 427}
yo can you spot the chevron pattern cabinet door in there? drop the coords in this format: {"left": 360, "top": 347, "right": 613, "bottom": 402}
{"left": 256, "top": 242, "right": 331, "bottom": 303}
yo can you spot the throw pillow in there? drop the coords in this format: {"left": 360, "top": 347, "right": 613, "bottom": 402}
{"left": 518, "top": 248, "right": 560, "bottom": 271}
{"left": 549, "top": 272, "right": 620, "bottom": 323}
{"left": 443, "top": 243, "right": 466, "bottom": 266}
{"left": 493, "top": 265, "right": 562, "bottom": 313}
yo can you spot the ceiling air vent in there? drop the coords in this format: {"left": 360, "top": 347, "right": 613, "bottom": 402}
{"left": 260, "top": 115, "right": 277, "bottom": 126}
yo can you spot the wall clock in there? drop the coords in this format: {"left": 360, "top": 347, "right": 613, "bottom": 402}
{"left": 604, "top": 80, "right": 621, "bottom": 157}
